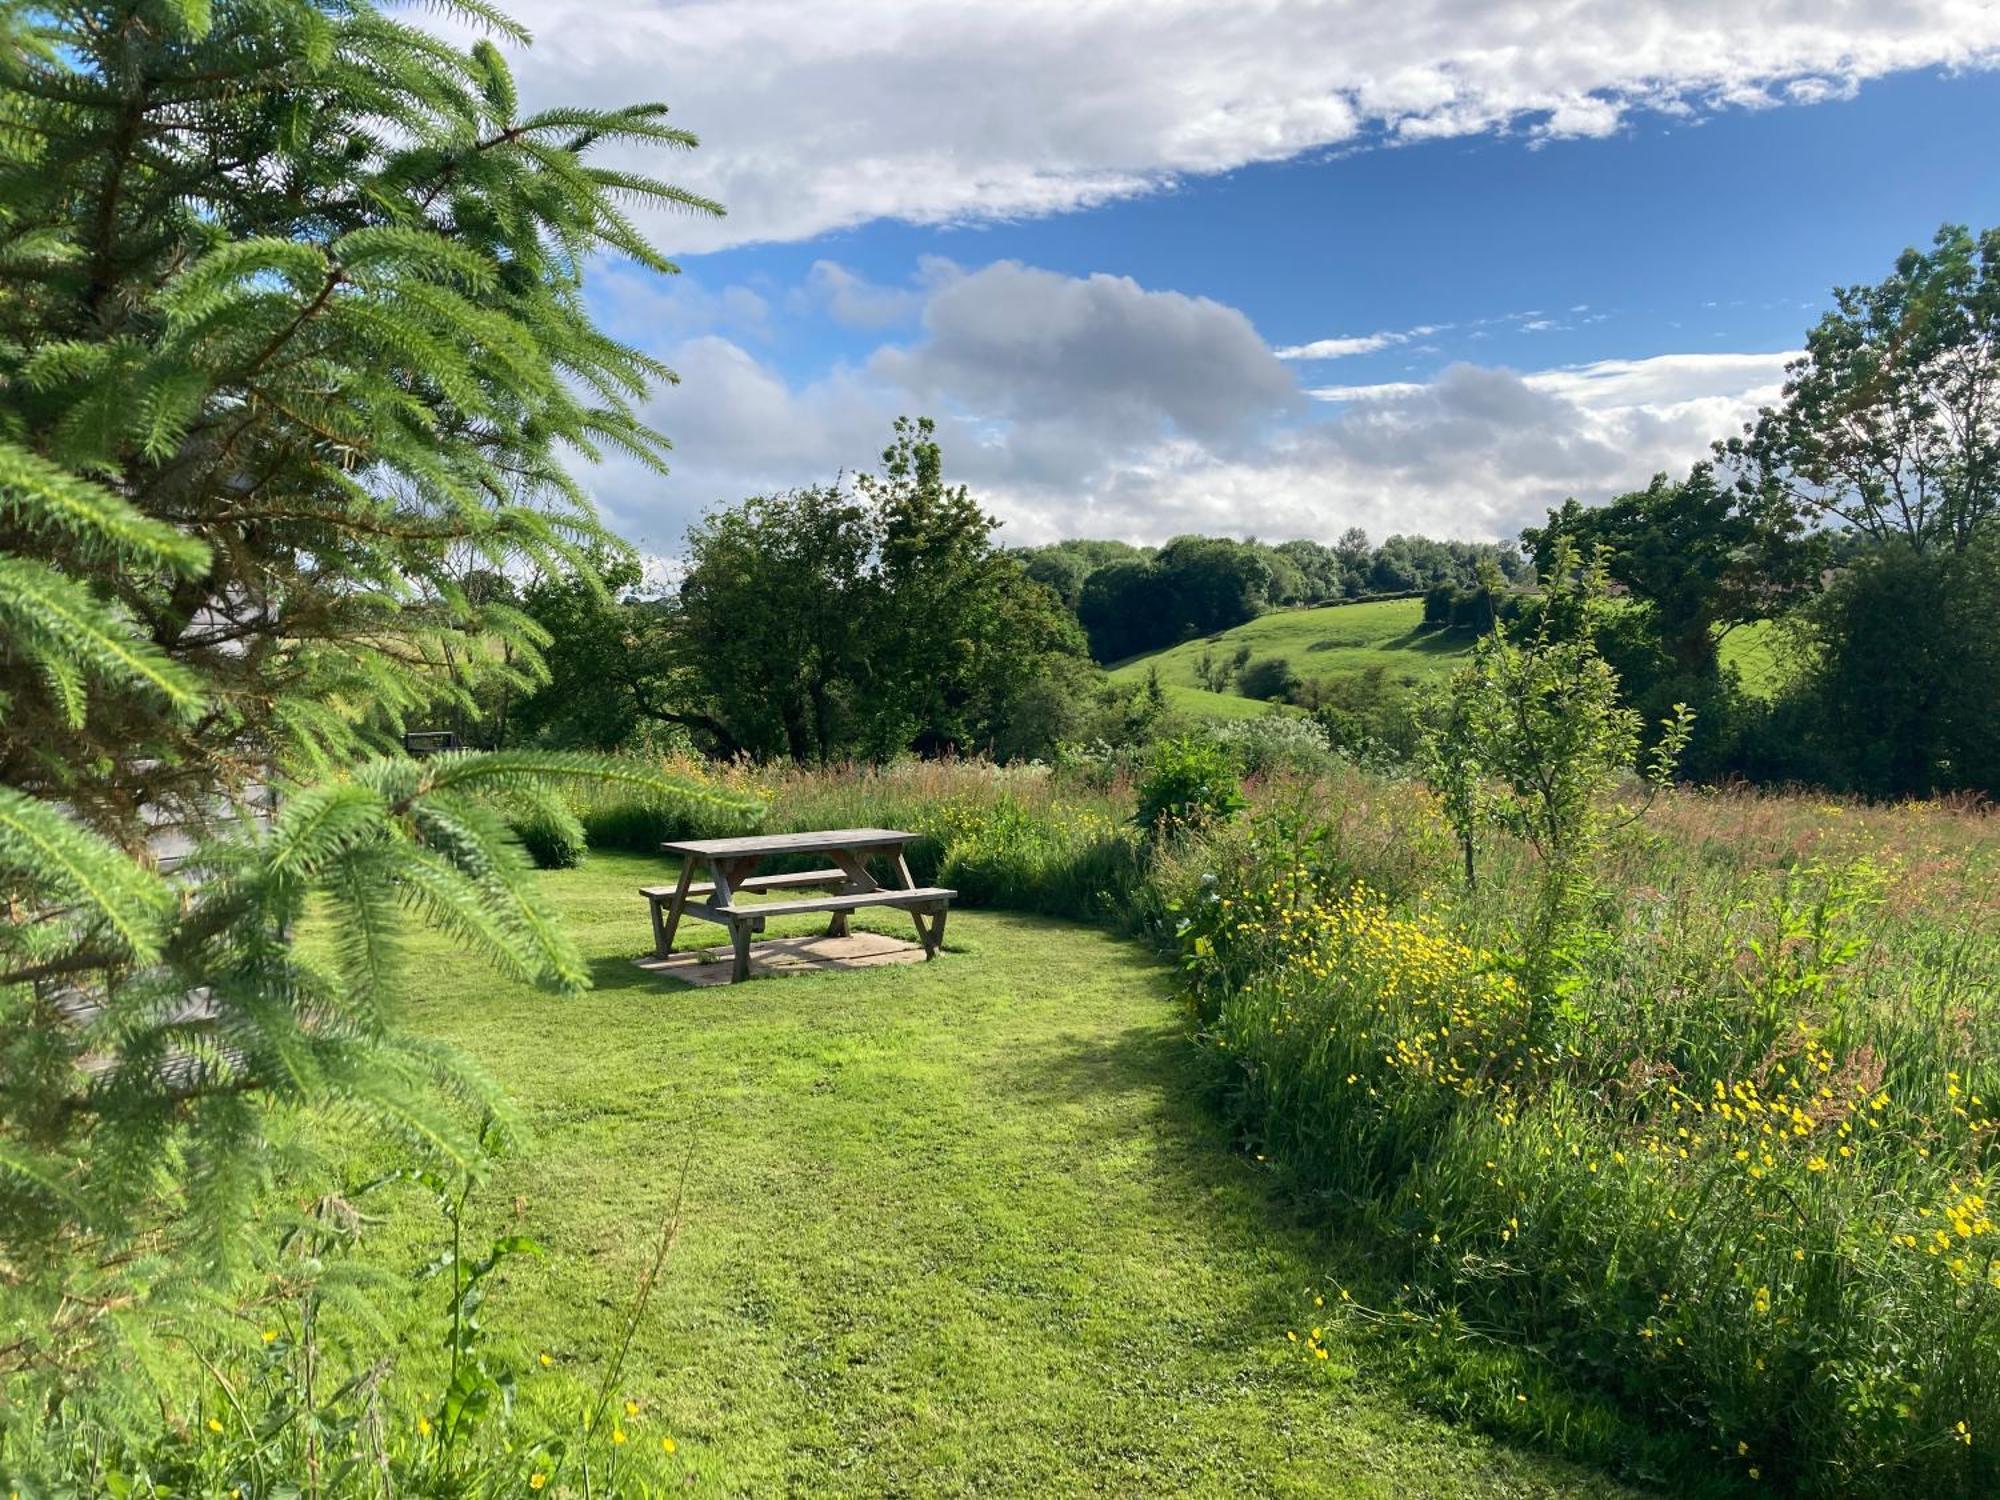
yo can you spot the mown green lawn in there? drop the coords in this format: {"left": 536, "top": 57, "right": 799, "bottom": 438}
{"left": 1108, "top": 598, "right": 1473, "bottom": 713}
{"left": 378, "top": 851, "right": 1640, "bottom": 1497}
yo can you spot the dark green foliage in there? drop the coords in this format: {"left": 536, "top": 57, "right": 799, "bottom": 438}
{"left": 575, "top": 771, "right": 764, "bottom": 851}
{"left": 669, "top": 420, "right": 1091, "bottom": 763}
{"left": 1296, "top": 666, "right": 1421, "bottom": 762}
{"left": 1528, "top": 465, "right": 1809, "bottom": 678}
{"left": 1135, "top": 736, "right": 1246, "bottom": 834}
{"left": 1077, "top": 535, "right": 1275, "bottom": 660}
{"left": 0, "top": 0, "right": 718, "bottom": 836}
{"left": 1781, "top": 540, "right": 2000, "bottom": 796}
{"left": 509, "top": 553, "right": 683, "bottom": 753}
{"left": 0, "top": 0, "right": 748, "bottom": 1467}
{"left": 1237, "top": 654, "right": 1300, "bottom": 701}
{"left": 673, "top": 481, "right": 876, "bottom": 760}
{"left": 1421, "top": 576, "right": 1505, "bottom": 638}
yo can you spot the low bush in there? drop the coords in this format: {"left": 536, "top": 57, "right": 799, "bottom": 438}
{"left": 1207, "top": 714, "right": 1336, "bottom": 778}
{"left": 1136, "top": 736, "right": 1247, "bottom": 835}
{"left": 928, "top": 792, "right": 1143, "bottom": 922}
{"left": 574, "top": 758, "right": 766, "bottom": 850}
{"left": 1237, "top": 654, "right": 1300, "bottom": 701}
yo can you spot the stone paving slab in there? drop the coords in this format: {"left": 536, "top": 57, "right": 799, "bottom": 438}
{"left": 630, "top": 929, "right": 929, "bottom": 987}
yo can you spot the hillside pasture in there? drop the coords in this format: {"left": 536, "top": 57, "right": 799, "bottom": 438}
{"left": 1108, "top": 598, "right": 1474, "bottom": 710}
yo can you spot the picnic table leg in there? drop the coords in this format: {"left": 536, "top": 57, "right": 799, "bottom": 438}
{"left": 919, "top": 903, "right": 946, "bottom": 959}
{"left": 656, "top": 860, "right": 696, "bottom": 957}
{"left": 828, "top": 848, "right": 882, "bottom": 939}
{"left": 729, "top": 917, "right": 753, "bottom": 983}
{"left": 892, "top": 848, "right": 930, "bottom": 949}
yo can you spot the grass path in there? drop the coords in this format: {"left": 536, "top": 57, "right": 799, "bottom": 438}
{"left": 390, "top": 852, "right": 1640, "bottom": 1496}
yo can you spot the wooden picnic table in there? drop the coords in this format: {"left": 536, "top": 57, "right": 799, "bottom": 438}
{"left": 641, "top": 827, "right": 955, "bottom": 983}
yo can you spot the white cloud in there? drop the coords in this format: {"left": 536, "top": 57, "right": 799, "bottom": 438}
{"left": 1304, "top": 381, "right": 1430, "bottom": 402}
{"left": 431, "top": 1, "right": 2000, "bottom": 252}
{"left": 604, "top": 262, "right": 1794, "bottom": 551}
{"left": 1523, "top": 350, "right": 1796, "bottom": 409}
{"left": 871, "top": 260, "right": 1301, "bottom": 447}
{"left": 1276, "top": 323, "right": 1445, "bottom": 360}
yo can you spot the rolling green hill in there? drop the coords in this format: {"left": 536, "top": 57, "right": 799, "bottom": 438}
{"left": 1113, "top": 598, "right": 1803, "bottom": 720}
{"left": 1107, "top": 597, "right": 1476, "bottom": 717}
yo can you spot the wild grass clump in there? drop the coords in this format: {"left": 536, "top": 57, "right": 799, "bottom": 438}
{"left": 1168, "top": 793, "right": 2000, "bottom": 1496}
{"left": 927, "top": 792, "right": 1142, "bottom": 922}
{"left": 514, "top": 796, "right": 589, "bottom": 869}
{"left": 572, "top": 757, "right": 767, "bottom": 850}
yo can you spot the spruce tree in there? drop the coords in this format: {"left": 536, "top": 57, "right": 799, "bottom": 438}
{"left": 0, "top": 0, "right": 754, "bottom": 1451}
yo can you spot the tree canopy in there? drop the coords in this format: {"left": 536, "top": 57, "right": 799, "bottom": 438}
{"left": 664, "top": 419, "right": 1090, "bottom": 762}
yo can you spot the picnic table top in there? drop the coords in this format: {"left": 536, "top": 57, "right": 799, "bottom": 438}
{"left": 660, "top": 827, "right": 920, "bottom": 859}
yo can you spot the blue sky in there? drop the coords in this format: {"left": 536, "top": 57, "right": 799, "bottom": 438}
{"left": 451, "top": 1, "right": 2000, "bottom": 552}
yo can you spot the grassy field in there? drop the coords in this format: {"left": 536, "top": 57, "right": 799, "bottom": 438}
{"left": 1718, "top": 619, "right": 1789, "bottom": 698}
{"left": 1107, "top": 598, "right": 1474, "bottom": 716}
{"left": 370, "top": 849, "right": 1642, "bottom": 1498}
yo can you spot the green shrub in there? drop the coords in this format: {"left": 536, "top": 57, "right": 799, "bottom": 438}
{"left": 1237, "top": 654, "right": 1300, "bottom": 701}
{"left": 1136, "top": 736, "right": 1246, "bottom": 835}
{"left": 929, "top": 793, "right": 1142, "bottom": 922}
{"left": 574, "top": 760, "right": 765, "bottom": 850}
{"left": 1207, "top": 714, "right": 1335, "bottom": 778}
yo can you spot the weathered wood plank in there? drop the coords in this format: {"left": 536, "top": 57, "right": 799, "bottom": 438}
{"left": 659, "top": 828, "right": 918, "bottom": 858}
{"left": 711, "top": 886, "right": 955, "bottom": 920}
{"left": 640, "top": 869, "right": 848, "bottom": 902}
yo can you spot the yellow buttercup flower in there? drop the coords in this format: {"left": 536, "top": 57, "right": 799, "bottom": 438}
{"left": 419, "top": 1416, "right": 433, "bottom": 1438}
{"left": 624, "top": 1398, "right": 640, "bottom": 1417}
{"left": 261, "top": 1328, "right": 278, "bottom": 1344}
{"left": 530, "top": 1474, "right": 548, "bottom": 1491}
{"left": 612, "top": 1426, "right": 627, "bottom": 1446}
{"left": 206, "top": 1417, "right": 223, "bottom": 1433}
{"left": 662, "top": 1436, "right": 678, "bottom": 1455}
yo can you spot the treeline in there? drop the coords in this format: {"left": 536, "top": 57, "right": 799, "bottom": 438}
{"left": 1015, "top": 531, "right": 1527, "bottom": 661}
{"left": 499, "top": 221, "right": 2000, "bottom": 801}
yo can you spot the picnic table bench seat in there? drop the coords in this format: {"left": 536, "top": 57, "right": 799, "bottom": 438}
{"left": 641, "top": 828, "right": 954, "bottom": 982}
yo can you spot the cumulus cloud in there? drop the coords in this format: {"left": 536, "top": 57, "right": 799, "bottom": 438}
{"left": 429, "top": 1, "right": 2000, "bottom": 252}
{"left": 604, "top": 263, "right": 1794, "bottom": 552}
{"left": 871, "top": 261, "right": 1301, "bottom": 447}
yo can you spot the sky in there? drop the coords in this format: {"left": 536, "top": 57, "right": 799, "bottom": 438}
{"left": 434, "top": 1, "right": 2000, "bottom": 555}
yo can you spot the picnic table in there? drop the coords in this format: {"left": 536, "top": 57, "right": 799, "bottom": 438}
{"left": 641, "top": 827, "right": 955, "bottom": 983}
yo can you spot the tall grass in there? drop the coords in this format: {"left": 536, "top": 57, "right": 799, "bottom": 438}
{"left": 1163, "top": 785, "right": 2000, "bottom": 1496}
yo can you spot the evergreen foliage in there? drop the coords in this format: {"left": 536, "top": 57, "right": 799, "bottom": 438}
{"left": 0, "top": 0, "right": 757, "bottom": 1462}
{"left": 0, "top": 0, "right": 719, "bottom": 835}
